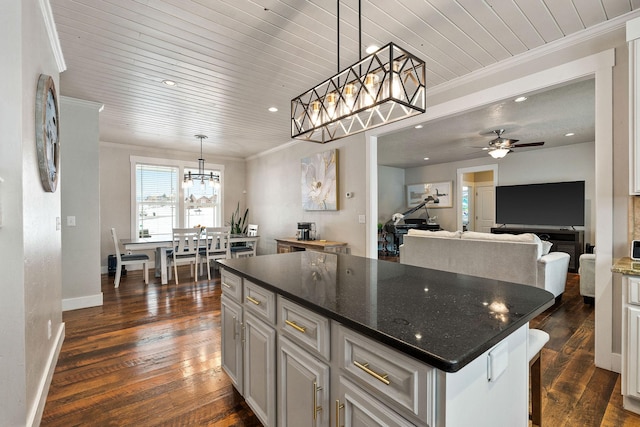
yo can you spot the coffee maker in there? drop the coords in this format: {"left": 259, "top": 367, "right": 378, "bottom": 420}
{"left": 297, "top": 222, "right": 316, "bottom": 241}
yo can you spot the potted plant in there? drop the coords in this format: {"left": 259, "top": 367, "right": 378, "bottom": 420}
{"left": 228, "top": 202, "right": 248, "bottom": 235}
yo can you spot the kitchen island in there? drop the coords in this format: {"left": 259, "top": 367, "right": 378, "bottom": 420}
{"left": 219, "top": 252, "right": 554, "bottom": 427}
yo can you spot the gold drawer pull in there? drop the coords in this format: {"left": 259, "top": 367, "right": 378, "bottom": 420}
{"left": 222, "top": 282, "right": 231, "bottom": 288}
{"left": 285, "top": 319, "right": 306, "bottom": 333}
{"left": 353, "top": 360, "right": 391, "bottom": 385}
{"left": 335, "top": 400, "right": 344, "bottom": 427}
{"left": 313, "top": 382, "right": 322, "bottom": 420}
{"left": 246, "top": 296, "right": 261, "bottom": 305}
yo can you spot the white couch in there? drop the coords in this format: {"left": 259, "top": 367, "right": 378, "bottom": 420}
{"left": 399, "top": 229, "right": 570, "bottom": 299}
{"left": 578, "top": 253, "right": 595, "bottom": 304}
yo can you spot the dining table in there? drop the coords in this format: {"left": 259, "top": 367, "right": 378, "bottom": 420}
{"left": 121, "top": 233, "right": 259, "bottom": 284}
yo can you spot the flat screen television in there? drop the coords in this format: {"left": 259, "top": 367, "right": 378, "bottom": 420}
{"left": 495, "top": 180, "right": 585, "bottom": 227}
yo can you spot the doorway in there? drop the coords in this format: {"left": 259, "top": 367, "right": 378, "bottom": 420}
{"left": 456, "top": 165, "right": 498, "bottom": 232}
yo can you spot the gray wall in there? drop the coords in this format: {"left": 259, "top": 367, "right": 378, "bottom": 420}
{"left": 61, "top": 97, "right": 103, "bottom": 310}
{"left": 246, "top": 136, "right": 368, "bottom": 256}
{"left": 0, "top": 0, "right": 64, "bottom": 425}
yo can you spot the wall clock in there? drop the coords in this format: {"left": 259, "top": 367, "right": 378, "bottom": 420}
{"left": 35, "top": 74, "right": 60, "bottom": 193}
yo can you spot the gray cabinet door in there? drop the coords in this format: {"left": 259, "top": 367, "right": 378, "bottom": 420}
{"left": 221, "top": 294, "right": 243, "bottom": 394}
{"left": 278, "top": 336, "right": 330, "bottom": 427}
{"left": 244, "top": 311, "right": 276, "bottom": 427}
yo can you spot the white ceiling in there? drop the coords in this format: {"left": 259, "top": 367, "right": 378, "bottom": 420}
{"left": 50, "top": 0, "right": 637, "bottom": 162}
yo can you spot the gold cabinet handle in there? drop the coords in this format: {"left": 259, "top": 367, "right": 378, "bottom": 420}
{"left": 313, "top": 382, "right": 322, "bottom": 420}
{"left": 335, "top": 400, "right": 344, "bottom": 427}
{"left": 246, "top": 296, "right": 261, "bottom": 305}
{"left": 232, "top": 315, "right": 237, "bottom": 338}
{"left": 222, "top": 282, "right": 231, "bottom": 288}
{"left": 285, "top": 319, "right": 306, "bottom": 333}
{"left": 353, "top": 360, "right": 391, "bottom": 385}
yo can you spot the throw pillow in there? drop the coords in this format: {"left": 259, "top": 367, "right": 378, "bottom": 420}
{"left": 541, "top": 241, "right": 553, "bottom": 255}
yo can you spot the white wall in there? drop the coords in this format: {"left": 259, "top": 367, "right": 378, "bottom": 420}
{"left": 99, "top": 142, "right": 247, "bottom": 267}
{"left": 246, "top": 135, "right": 368, "bottom": 256}
{"left": 0, "top": 0, "right": 65, "bottom": 425}
{"left": 400, "top": 142, "right": 596, "bottom": 242}
{"left": 61, "top": 97, "right": 103, "bottom": 310}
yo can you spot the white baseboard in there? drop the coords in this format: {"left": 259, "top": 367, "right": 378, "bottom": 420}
{"left": 28, "top": 322, "right": 65, "bottom": 427}
{"left": 62, "top": 293, "right": 103, "bottom": 311}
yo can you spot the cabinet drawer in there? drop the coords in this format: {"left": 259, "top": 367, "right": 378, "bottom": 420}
{"left": 278, "top": 296, "right": 330, "bottom": 361}
{"left": 630, "top": 278, "right": 640, "bottom": 306}
{"left": 244, "top": 280, "right": 276, "bottom": 323}
{"left": 221, "top": 269, "right": 242, "bottom": 302}
{"left": 335, "top": 324, "right": 436, "bottom": 424}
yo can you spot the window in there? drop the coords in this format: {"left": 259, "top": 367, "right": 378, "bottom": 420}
{"left": 183, "top": 168, "right": 222, "bottom": 228}
{"left": 135, "top": 164, "right": 178, "bottom": 238}
{"left": 131, "top": 157, "right": 224, "bottom": 238}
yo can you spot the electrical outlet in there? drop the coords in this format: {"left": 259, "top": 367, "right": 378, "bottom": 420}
{"left": 67, "top": 216, "right": 76, "bottom": 227}
{"left": 56, "top": 217, "right": 61, "bottom": 231}
{"left": 358, "top": 215, "right": 366, "bottom": 224}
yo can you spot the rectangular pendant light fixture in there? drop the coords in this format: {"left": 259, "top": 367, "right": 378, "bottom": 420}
{"left": 291, "top": 42, "right": 426, "bottom": 143}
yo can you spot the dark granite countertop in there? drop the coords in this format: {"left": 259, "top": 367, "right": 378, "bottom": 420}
{"left": 218, "top": 252, "right": 554, "bottom": 373}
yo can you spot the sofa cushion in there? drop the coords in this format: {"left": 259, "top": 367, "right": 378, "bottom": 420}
{"left": 461, "top": 231, "right": 543, "bottom": 258}
{"left": 406, "top": 229, "right": 462, "bottom": 238}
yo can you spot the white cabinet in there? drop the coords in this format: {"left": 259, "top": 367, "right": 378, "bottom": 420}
{"left": 622, "top": 275, "right": 640, "bottom": 413}
{"left": 278, "top": 336, "right": 330, "bottom": 427}
{"left": 221, "top": 294, "right": 243, "bottom": 393}
{"left": 628, "top": 16, "right": 640, "bottom": 194}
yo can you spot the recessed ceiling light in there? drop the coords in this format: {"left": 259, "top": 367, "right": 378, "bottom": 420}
{"left": 162, "top": 79, "right": 176, "bottom": 87}
{"left": 423, "top": 157, "right": 429, "bottom": 160}
{"left": 565, "top": 132, "right": 575, "bottom": 136}
{"left": 415, "top": 124, "right": 423, "bottom": 129}
{"left": 365, "top": 45, "right": 379, "bottom": 54}
{"left": 514, "top": 96, "right": 527, "bottom": 102}
{"left": 268, "top": 107, "right": 278, "bottom": 112}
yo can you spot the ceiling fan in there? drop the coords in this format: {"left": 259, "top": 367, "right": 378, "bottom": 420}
{"left": 483, "top": 129, "right": 544, "bottom": 158}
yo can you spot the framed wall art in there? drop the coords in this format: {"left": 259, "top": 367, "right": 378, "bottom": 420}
{"left": 301, "top": 149, "right": 338, "bottom": 211}
{"left": 35, "top": 74, "right": 60, "bottom": 193}
{"left": 406, "top": 181, "right": 452, "bottom": 208}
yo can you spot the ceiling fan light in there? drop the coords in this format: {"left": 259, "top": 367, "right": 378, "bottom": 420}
{"left": 489, "top": 148, "right": 509, "bottom": 159}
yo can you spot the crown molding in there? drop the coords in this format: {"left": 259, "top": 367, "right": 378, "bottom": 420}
{"left": 60, "top": 96, "right": 104, "bottom": 112}
{"left": 39, "top": 0, "right": 66, "bottom": 72}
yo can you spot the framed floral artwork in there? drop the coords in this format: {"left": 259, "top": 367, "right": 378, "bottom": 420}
{"left": 406, "top": 181, "right": 452, "bottom": 208}
{"left": 301, "top": 149, "right": 338, "bottom": 210}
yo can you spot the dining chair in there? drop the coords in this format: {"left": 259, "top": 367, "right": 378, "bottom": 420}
{"left": 168, "top": 228, "right": 202, "bottom": 284}
{"left": 110, "top": 227, "right": 149, "bottom": 288}
{"left": 200, "top": 226, "right": 231, "bottom": 280}
{"left": 528, "top": 328, "right": 550, "bottom": 427}
{"left": 231, "top": 224, "right": 259, "bottom": 258}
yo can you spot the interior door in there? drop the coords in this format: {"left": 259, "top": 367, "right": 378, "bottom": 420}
{"left": 474, "top": 185, "right": 495, "bottom": 233}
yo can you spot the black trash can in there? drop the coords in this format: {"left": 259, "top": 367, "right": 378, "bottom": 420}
{"left": 107, "top": 255, "right": 126, "bottom": 276}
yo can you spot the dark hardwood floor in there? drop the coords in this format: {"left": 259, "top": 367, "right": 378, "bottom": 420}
{"left": 41, "top": 264, "right": 640, "bottom": 426}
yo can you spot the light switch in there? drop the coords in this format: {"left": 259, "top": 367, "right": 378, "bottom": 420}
{"left": 67, "top": 216, "right": 76, "bottom": 227}
{"left": 358, "top": 215, "right": 366, "bottom": 224}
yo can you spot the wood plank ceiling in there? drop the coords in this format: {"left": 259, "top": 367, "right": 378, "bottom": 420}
{"left": 50, "top": 0, "right": 640, "bottom": 162}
